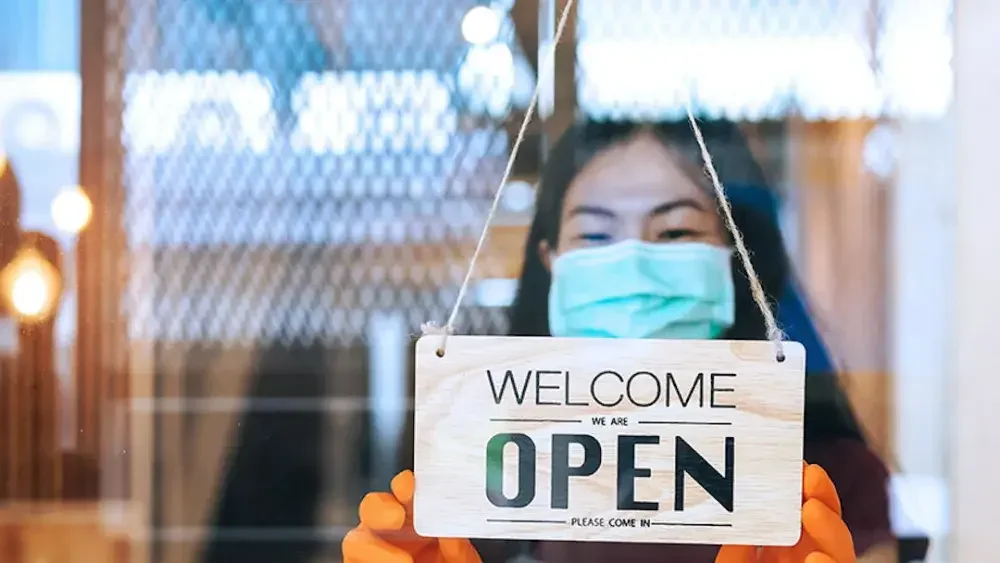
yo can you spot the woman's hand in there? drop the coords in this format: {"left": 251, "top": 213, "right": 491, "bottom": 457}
{"left": 342, "top": 470, "right": 482, "bottom": 563}
{"left": 716, "top": 463, "right": 856, "bottom": 563}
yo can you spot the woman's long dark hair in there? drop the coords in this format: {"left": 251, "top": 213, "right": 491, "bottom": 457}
{"left": 507, "top": 119, "right": 864, "bottom": 444}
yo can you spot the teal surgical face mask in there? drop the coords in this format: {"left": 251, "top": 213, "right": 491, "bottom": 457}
{"left": 548, "top": 240, "right": 735, "bottom": 340}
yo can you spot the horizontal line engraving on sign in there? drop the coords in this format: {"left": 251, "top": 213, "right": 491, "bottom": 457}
{"left": 651, "top": 522, "right": 734, "bottom": 527}
{"left": 637, "top": 421, "right": 734, "bottom": 426}
{"left": 413, "top": 336, "right": 806, "bottom": 546}
{"left": 487, "top": 519, "right": 568, "bottom": 524}
{"left": 490, "top": 418, "right": 583, "bottom": 423}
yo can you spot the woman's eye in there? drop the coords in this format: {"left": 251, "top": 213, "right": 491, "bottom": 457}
{"left": 658, "top": 229, "right": 700, "bottom": 241}
{"left": 578, "top": 232, "right": 612, "bottom": 243}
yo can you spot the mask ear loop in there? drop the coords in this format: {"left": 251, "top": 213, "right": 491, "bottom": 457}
{"left": 423, "top": 0, "right": 785, "bottom": 364}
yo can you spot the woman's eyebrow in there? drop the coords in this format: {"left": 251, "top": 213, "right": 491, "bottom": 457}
{"left": 649, "top": 198, "right": 706, "bottom": 216}
{"left": 567, "top": 204, "right": 616, "bottom": 219}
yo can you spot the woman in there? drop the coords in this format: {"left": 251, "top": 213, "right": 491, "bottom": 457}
{"left": 343, "top": 120, "right": 896, "bottom": 563}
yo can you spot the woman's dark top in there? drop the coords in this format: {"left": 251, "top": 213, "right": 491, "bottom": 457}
{"left": 472, "top": 438, "right": 893, "bottom": 563}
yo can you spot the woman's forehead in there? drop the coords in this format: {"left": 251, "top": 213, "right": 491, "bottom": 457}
{"left": 566, "top": 134, "right": 711, "bottom": 208}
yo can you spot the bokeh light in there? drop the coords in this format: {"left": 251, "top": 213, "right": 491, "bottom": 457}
{"left": 11, "top": 269, "right": 48, "bottom": 317}
{"left": 51, "top": 185, "right": 93, "bottom": 234}
{"left": 0, "top": 247, "right": 61, "bottom": 322}
{"left": 461, "top": 6, "right": 500, "bottom": 46}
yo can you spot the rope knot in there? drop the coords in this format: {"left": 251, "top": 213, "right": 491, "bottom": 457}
{"left": 421, "top": 322, "right": 453, "bottom": 357}
{"left": 420, "top": 322, "right": 453, "bottom": 337}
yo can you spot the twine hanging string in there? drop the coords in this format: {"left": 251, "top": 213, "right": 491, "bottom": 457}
{"left": 420, "top": 0, "right": 579, "bottom": 355}
{"left": 683, "top": 104, "right": 786, "bottom": 362}
{"left": 424, "top": 0, "right": 784, "bottom": 362}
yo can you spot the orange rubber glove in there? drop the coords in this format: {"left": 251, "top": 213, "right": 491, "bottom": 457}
{"left": 342, "top": 470, "right": 482, "bottom": 563}
{"left": 715, "top": 463, "right": 856, "bottom": 563}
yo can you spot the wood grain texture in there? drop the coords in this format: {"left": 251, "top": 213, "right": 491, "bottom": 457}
{"left": 413, "top": 336, "right": 805, "bottom": 546}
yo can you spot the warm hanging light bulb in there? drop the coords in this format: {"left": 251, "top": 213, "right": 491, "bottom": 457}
{"left": 0, "top": 246, "right": 61, "bottom": 322}
{"left": 11, "top": 269, "right": 48, "bottom": 317}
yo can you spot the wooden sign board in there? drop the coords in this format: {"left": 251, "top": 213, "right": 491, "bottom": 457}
{"left": 413, "top": 336, "right": 806, "bottom": 546}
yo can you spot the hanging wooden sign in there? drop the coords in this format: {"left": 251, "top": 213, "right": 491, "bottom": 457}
{"left": 412, "top": 336, "right": 806, "bottom": 546}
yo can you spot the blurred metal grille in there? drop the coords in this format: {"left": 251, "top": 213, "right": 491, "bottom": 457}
{"left": 115, "top": 0, "right": 522, "bottom": 347}
{"left": 108, "top": 0, "right": 955, "bottom": 346}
